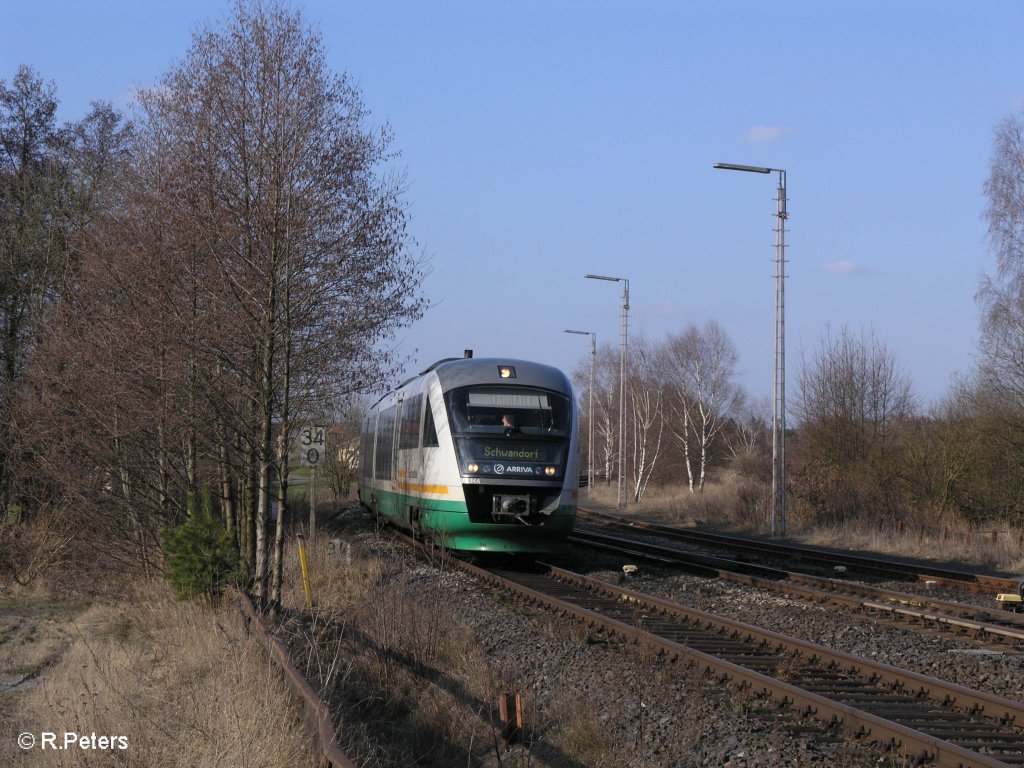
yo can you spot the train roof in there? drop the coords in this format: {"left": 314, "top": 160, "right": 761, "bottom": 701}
{"left": 427, "top": 357, "right": 573, "bottom": 395}
{"left": 371, "top": 357, "right": 574, "bottom": 409}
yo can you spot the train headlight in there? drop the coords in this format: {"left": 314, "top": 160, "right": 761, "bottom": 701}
{"left": 468, "top": 463, "right": 479, "bottom": 473}
{"left": 497, "top": 365, "right": 516, "bottom": 379}
{"left": 544, "top": 466, "right": 556, "bottom": 477}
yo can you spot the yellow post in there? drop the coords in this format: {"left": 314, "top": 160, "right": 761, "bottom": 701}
{"left": 297, "top": 533, "right": 313, "bottom": 610}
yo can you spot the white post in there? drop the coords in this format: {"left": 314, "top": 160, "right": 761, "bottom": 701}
{"left": 310, "top": 466, "right": 317, "bottom": 541}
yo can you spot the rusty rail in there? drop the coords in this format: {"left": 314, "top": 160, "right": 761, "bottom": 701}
{"left": 230, "top": 588, "right": 356, "bottom": 768}
{"left": 570, "top": 527, "right": 1024, "bottom": 646}
{"left": 579, "top": 508, "right": 1024, "bottom": 596}
{"left": 446, "top": 557, "right": 1024, "bottom": 767}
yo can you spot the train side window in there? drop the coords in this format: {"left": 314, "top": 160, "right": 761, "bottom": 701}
{"left": 399, "top": 394, "right": 422, "bottom": 450}
{"left": 374, "top": 405, "right": 397, "bottom": 479}
{"left": 360, "top": 416, "right": 374, "bottom": 479}
{"left": 423, "top": 400, "right": 439, "bottom": 447}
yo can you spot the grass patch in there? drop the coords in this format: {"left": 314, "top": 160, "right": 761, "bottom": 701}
{"left": 6, "top": 583, "right": 318, "bottom": 768}
{"left": 277, "top": 528, "right": 642, "bottom": 766}
{"left": 278, "top": 541, "right": 491, "bottom": 765}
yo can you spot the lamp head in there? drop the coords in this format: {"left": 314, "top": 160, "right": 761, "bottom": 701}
{"left": 714, "top": 162, "right": 773, "bottom": 174}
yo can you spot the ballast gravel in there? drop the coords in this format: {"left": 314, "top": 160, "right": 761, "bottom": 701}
{"left": 315, "top": 510, "right": 942, "bottom": 766}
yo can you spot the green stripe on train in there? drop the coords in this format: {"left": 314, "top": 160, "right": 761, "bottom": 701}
{"left": 369, "top": 486, "right": 575, "bottom": 552}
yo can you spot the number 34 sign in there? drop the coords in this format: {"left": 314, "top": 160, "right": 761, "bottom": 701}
{"left": 299, "top": 425, "right": 326, "bottom": 466}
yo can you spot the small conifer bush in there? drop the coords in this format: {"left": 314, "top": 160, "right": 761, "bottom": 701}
{"left": 161, "top": 485, "right": 242, "bottom": 600}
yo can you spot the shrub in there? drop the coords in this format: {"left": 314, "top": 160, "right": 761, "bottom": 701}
{"left": 160, "top": 487, "right": 242, "bottom": 600}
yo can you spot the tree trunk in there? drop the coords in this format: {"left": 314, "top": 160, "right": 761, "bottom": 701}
{"left": 271, "top": 433, "right": 288, "bottom": 605}
{"left": 218, "top": 423, "right": 236, "bottom": 540}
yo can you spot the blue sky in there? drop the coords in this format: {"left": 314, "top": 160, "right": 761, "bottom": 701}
{"left": 5, "top": 1, "right": 1023, "bottom": 408}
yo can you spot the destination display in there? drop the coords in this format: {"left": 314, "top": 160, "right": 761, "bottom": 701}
{"left": 455, "top": 438, "right": 566, "bottom": 479}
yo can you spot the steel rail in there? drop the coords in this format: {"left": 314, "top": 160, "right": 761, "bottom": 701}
{"left": 570, "top": 527, "right": 1024, "bottom": 646}
{"left": 442, "top": 556, "right": 1024, "bottom": 767}
{"left": 231, "top": 589, "right": 356, "bottom": 768}
{"left": 579, "top": 508, "right": 1024, "bottom": 596}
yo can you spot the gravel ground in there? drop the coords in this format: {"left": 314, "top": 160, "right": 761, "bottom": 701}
{"left": 307, "top": 510, "right": 925, "bottom": 767}
{"left": 560, "top": 527, "right": 1024, "bottom": 703}
{"left": 579, "top": 558, "right": 1024, "bottom": 702}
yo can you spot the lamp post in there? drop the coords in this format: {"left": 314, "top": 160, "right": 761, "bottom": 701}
{"left": 564, "top": 329, "right": 596, "bottom": 496}
{"left": 584, "top": 273, "right": 629, "bottom": 509}
{"left": 714, "top": 162, "right": 788, "bottom": 537}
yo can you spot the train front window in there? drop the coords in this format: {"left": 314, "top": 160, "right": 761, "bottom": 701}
{"left": 445, "top": 387, "right": 571, "bottom": 437}
{"left": 445, "top": 386, "right": 572, "bottom": 480}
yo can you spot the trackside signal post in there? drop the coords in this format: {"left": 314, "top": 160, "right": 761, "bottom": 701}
{"left": 714, "top": 163, "right": 788, "bottom": 537}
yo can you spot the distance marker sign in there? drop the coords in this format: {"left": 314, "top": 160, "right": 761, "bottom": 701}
{"left": 299, "top": 425, "right": 326, "bottom": 466}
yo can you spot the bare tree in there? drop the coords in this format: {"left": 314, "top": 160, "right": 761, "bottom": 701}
{"left": 587, "top": 343, "right": 621, "bottom": 486}
{"left": 971, "top": 110, "right": 1024, "bottom": 523}
{"left": 979, "top": 111, "right": 1024, "bottom": 413}
{"left": 627, "top": 336, "right": 665, "bottom": 502}
{"left": 133, "top": 0, "right": 425, "bottom": 602}
{"left": 14, "top": 2, "right": 425, "bottom": 596}
{"left": 321, "top": 400, "right": 366, "bottom": 503}
{"left": 794, "top": 325, "right": 915, "bottom": 517}
{"left": 726, "top": 396, "right": 769, "bottom": 466}
{"left": 660, "top": 321, "right": 741, "bottom": 493}
{"left": 902, "top": 390, "right": 981, "bottom": 521}
{"left": 1, "top": 66, "right": 136, "bottom": 582}
{"left": 0, "top": 67, "right": 66, "bottom": 515}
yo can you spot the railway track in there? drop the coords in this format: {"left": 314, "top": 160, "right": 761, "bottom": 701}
{"left": 568, "top": 526, "right": 1024, "bottom": 650}
{"left": 579, "top": 508, "right": 1024, "bottom": 597}
{"left": 448, "top": 554, "right": 1024, "bottom": 767}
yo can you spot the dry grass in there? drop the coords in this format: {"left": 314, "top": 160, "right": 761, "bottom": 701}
{"left": 5, "top": 582, "right": 318, "bottom": 768}
{"left": 277, "top": 529, "right": 642, "bottom": 767}
{"left": 795, "top": 518, "right": 1024, "bottom": 571}
{"left": 592, "top": 475, "right": 1024, "bottom": 571}
{"left": 278, "top": 537, "right": 500, "bottom": 766}
{"left": 586, "top": 472, "right": 765, "bottom": 530}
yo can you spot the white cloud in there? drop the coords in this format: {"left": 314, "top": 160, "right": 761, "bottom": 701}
{"left": 747, "top": 125, "right": 790, "bottom": 144}
{"left": 822, "top": 260, "right": 869, "bottom": 275}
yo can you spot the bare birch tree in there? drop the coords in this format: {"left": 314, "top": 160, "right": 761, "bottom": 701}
{"left": 588, "top": 344, "right": 621, "bottom": 486}
{"left": 979, "top": 111, "right": 1024, "bottom": 420}
{"left": 627, "top": 337, "right": 665, "bottom": 502}
{"left": 660, "top": 321, "right": 741, "bottom": 493}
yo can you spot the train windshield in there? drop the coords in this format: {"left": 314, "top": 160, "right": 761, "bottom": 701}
{"left": 445, "top": 385, "right": 572, "bottom": 480}
{"left": 445, "top": 386, "right": 571, "bottom": 437}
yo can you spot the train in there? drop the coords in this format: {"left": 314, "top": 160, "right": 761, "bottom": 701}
{"left": 357, "top": 354, "right": 579, "bottom": 554}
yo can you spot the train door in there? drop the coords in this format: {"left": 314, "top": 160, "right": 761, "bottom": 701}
{"left": 396, "top": 392, "right": 426, "bottom": 534}
{"left": 391, "top": 395, "right": 403, "bottom": 499}
{"left": 416, "top": 394, "right": 428, "bottom": 486}
{"left": 371, "top": 401, "right": 398, "bottom": 517}
{"left": 358, "top": 413, "right": 374, "bottom": 507}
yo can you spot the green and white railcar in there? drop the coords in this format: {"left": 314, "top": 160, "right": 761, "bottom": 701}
{"left": 358, "top": 356, "right": 578, "bottom": 553}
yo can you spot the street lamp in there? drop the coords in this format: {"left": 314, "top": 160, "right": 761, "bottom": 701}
{"left": 564, "top": 329, "right": 596, "bottom": 496}
{"left": 584, "top": 273, "right": 629, "bottom": 509}
{"left": 714, "top": 162, "right": 788, "bottom": 537}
